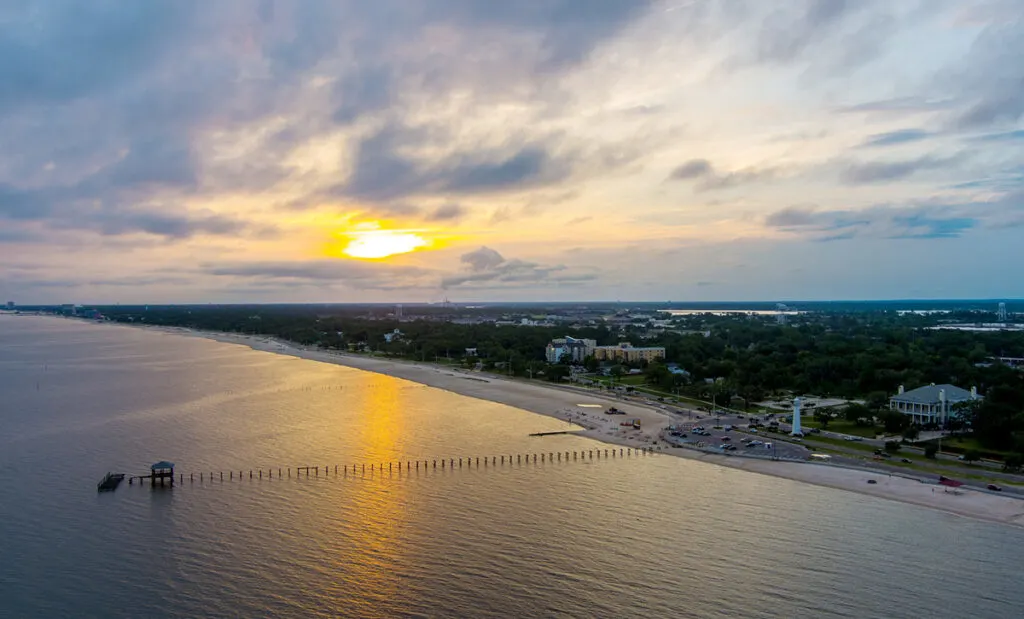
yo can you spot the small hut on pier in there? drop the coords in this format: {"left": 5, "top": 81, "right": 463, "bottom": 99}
{"left": 150, "top": 461, "right": 175, "bottom": 486}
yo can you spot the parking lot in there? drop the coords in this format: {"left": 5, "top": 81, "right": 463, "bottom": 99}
{"left": 662, "top": 413, "right": 812, "bottom": 461}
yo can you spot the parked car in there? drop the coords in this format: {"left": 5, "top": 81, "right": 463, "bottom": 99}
{"left": 900, "top": 458, "right": 912, "bottom": 463}
{"left": 988, "top": 484, "right": 1003, "bottom": 491}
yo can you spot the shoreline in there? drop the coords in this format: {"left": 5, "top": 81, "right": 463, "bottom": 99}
{"left": 48, "top": 317, "right": 1024, "bottom": 528}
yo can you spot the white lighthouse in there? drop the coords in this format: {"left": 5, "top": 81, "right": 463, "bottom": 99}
{"left": 791, "top": 397, "right": 803, "bottom": 436}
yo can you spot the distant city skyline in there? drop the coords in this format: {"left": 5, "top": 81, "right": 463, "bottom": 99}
{"left": 2, "top": 1, "right": 1023, "bottom": 303}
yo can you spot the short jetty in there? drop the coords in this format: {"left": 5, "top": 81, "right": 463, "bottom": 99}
{"left": 97, "top": 472, "right": 125, "bottom": 492}
{"left": 529, "top": 430, "right": 577, "bottom": 437}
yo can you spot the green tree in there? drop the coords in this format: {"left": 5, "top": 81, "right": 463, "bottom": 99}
{"left": 924, "top": 444, "right": 938, "bottom": 459}
{"left": 901, "top": 425, "right": 920, "bottom": 441}
{"left": 843, "top": 403, "right": 873, "bottom": 425}
{"left": 865, "top": 391, "right": 889, "bottom": 411}
{"left": 1003, "top": 454, "right": 1023, "bottom": 473}
{"left": 583, "top": 355, "right": 599, "bottom": 373}
{"left": 884, "top": 440, "right": 902, "bottom": 453}
{"left": 547, "top": 364, "right": 571, "bottom": 382}
{"left": 879, "top": 410, "right": 910, "bottom": 434}
{"left": 813, "top": 409, "right": 832, "bottom": 429}
{"left": 963, "top": 449, "right": 981, "bottom": 464}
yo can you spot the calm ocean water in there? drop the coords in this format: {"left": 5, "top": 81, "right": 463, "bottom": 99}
{"left": 1, "top": 315, "right": 1022, "bottom": 619}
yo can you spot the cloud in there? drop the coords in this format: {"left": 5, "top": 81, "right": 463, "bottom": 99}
{"left": 338, "top": 124, "right": 573, "bottom": 201}
{"left": 836, "top": 97, "right": 954, "bottom": 115}
{"left": 669, "top": 159, "right": 713, "bottom": 180}
{"left": 426, "top": 203, "right": 466, "bottom": 222}
{"left": 764, "top": 206, "right": 821, "bottom": 227}
{"left": 764, "top": 202, "right": 979, "bottom": 240}
{"left": 667, "top": 159, "right": 775, "bottom": 191}
{"left": 0, "top": 178, "right": 274, "bottom": 240}
{"left": 459, "top": 246, "right": 506, "bottom": 272}
{"left": 858, "top": 129, "right": 932, "bottom": 148}
{"left": 0, "top": 1, "right": 651, "bottom": 244}
{"left": 443, "top": 246, "right": 595, "bottom": 289}
{"left": 566, "top": 215, "right": 592, "bottom": 225}
{"left": 971, "top": 130, "right": 1024, "bottom": 143}
{"left": 752, "top": 0, "right": 859, "bottom": 65}
{"left": 838, "top": 155, "right": 956, "bottom": 184}
{"left": 204, "top": 260, "right": 436, "bottom": 291}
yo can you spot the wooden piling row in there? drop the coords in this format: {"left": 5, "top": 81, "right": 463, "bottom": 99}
{"left": 127, "top": 446, "right": 662, "bottom": 488}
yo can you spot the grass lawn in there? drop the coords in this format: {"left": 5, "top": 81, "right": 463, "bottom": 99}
{"left": 920, "top": 435, "right": 1016, "bottom": 459}
{"left": 802, "top": 418, "right": 880, "bottom": 439}
{"left": 806, "top": 442, "right": 1024, "bottom": 485}
{"left": 801, "top": 434, "right": 877, "bottom": 452}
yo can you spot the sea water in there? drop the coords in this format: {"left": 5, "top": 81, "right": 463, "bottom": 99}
{"left": 1, "top": 316, "right": 1021, "bottom": 618}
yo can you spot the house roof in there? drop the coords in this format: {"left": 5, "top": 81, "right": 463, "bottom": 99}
{"left": 151, "top": 461, "right": 175, "bottom": 470}
{"left": 891, "top": 384, "right": 973, "bottom": 404}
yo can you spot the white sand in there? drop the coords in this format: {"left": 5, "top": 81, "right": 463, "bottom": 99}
{"left": 132, "top": 325, "right": 1024, "bottom": 528}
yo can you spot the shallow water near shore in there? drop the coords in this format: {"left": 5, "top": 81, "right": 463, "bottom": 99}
{"left": 2, "top": 316, "right": 1023, "bottom": 619}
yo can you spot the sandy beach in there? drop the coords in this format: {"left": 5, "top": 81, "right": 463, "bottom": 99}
{"left": 129, "top": 324, "right": 1024, "bottom": 528}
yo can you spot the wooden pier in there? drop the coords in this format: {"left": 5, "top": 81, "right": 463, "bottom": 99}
{"left": 114, "top": 446, "right": 664, "bottom": 490}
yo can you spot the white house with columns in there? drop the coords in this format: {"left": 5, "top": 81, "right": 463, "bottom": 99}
{"left": 888, "top": 384, "right": 980, "bottom": 425}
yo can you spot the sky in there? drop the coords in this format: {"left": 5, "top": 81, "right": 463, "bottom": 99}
{"left": 1, "top": 0, "right": 1023, "bottom": 304}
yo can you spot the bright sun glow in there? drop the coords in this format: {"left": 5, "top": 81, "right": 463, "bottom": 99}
{"left": 341, "top": 225, "right": 430, "bottom": 259}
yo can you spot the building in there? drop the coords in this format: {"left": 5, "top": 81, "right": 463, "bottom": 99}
{"left": 889, "top": 384, "right": 980, "bottom": 425}
{"left": 592, "top": 342, "right": 666, "bottom": 363}
{"left": 383, "top": 329, "right": 403, "bottom": 343}
{"left": 5, "top": 301, "right": 13, "bottom": 309}
{"left": 545, "top": 336, "right": 596, "bottom": 364}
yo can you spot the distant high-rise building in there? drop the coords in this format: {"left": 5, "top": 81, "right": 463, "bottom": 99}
{"left": 5, "top": 301, "right": 13, "bottom": 309}
{"left": 395, "top": 304, "right": 403, "bottom": 320}
{"left": 998, "top": 302, "right": 1007, "bottom": 322}
{"left": 776, "top": 303, "right": 789, "bottom": 325}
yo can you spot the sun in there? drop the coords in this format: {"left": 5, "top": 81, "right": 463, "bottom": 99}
{"left": 339, "top": 224, "right": 430, "bottom": 259}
